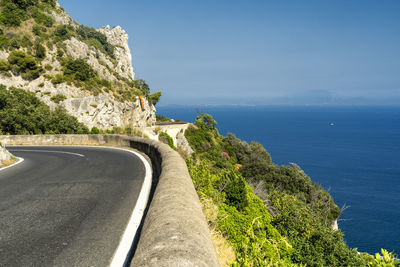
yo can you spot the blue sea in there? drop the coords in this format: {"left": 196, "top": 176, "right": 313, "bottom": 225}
{"left": 157, "top": 105, "right": 400, "bottom": 255}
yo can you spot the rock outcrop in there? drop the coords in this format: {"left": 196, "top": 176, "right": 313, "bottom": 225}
{"left": 0, "top": 1, "right": 156, "bottom": 129}
{"left": 98, "top": 25, "right": 135, "bottom": 80}
{"left": 0, "top": 143, "right": 12, "bottom": 165}
{"left": 176, "top": 130, "right": 194, "bottom": 156}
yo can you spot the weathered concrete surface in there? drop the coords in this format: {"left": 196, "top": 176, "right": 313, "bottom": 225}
{"left": 0, "top": 135, "right": 219, "bottom": 267}
{"left": 128, "top": 139, "right": 217, "bottom": 267}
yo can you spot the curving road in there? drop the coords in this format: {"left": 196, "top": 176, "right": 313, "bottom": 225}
{"left": 0, "top": 146, "right": 147, "bottom": 267}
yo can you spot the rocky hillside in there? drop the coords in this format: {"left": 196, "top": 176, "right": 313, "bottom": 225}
{"left": 0, "top": 0, "right": 159, "bottom": 129}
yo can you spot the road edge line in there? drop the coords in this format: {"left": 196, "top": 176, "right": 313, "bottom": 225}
{"left": 0, "top": 157, "right": 24, "bottom": 172}
{"left": 106, "top": 147, "right": 152, "bottom": 267}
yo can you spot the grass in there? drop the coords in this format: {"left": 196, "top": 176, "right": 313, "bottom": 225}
{"left": 0, "top": 157, "right": 18, "bottom": 169}
{"left": 200, "top": 197, "right": 236, "bottom": 266}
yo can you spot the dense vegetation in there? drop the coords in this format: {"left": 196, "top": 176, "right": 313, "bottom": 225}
{"left": 185, "top": 114, "right": 398, "bottom": 266}
{"left": 0, "top": 84, "right": 88, "bottom": 134}
{"left": 7, "top": 50, "right": 42, "bottom": 79}
{"left": 0, "top": 0, "right": 56, "bottom": 27}
{"left": 158, "top": 131, "right": 176, "bottom": 150}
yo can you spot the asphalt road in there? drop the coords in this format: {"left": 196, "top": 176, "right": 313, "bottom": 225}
{"left": 0, "top": 146, "right": 146, "bottom": 267}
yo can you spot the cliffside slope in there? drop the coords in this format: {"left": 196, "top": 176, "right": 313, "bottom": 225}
{"left": 0, "top": 0, "right": 157, "bottom": 129}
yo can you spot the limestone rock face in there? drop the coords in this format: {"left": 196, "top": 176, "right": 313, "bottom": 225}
{"left": 0, "top": 73, "right": 155, "bottom": 129}
{"left": 98, "top": 25, "right": 135, "bottom": 80}
{"left": 176, "top": 131, "right": 194, "bottom": 156}
{"left": 63, "top": 37, "right": 117, "bottom": 82}
{"left": 63, "top": 94, "right": 156, "bottom": 129}
{"left": 0, "top": 143, "right": 12, "bottom": 165}
{"left": 49, "top": 3, "right": 78, "bottom": 27}
{"left": 331, "top": 219, "right": 339, "bottom": 230}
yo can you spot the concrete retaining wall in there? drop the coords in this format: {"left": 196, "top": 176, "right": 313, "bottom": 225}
{"left": 0, "top": 135, "right": 219, "bottom": 267}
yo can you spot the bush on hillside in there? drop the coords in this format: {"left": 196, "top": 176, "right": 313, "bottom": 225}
{"left": 149, "top": 91, "right": 161, "bottom": 105}
{"left": 158, "top": 131, "right": 176, "bottom": 150}
{"left": 50, "top": 93, "right": 66, "bottom": 103}
{"left": 31, "top": 6, "right": 54, "bottom": 27}
{"left": 76, "top": 25, "right": 115, "bottom": 59}
{"left": 187, "top": 158, "right": 293, "bottom": 266}
{"left": 0, "top": 84, "right": 89, "bottom": 134}
{"left": 0, "top": 0, "right": 55, "bottom": 27}
{"left": 0, "top": 59, "right": 9, "bottom": 71}
{"left": 132, "top": 79, "right": 150, "bottom": 96}
{"left": 41, "top": 0, "right": 56, "bottom": 7}
{"left": 0, "top": 1, "right": 29, "bottom": 26}
{"left": 34, "top": 41, "right": 46, "bottom": 59}
{"left": 224, "top": 171, "right": 248, "bottom": 211}
{"left": 54, "top": 24, "right": 71, "bottom": 40}
{"left": 63, "top": 58, "right": 95, "bottom": 81}
{"left": 90, "top": 126, "right": 100, "bottom": 134}
{"left": 156, "top": 114, "right": 172, "bottom": 122}
{"left": 7, "top": 50, "right": 42, "bottom": 80}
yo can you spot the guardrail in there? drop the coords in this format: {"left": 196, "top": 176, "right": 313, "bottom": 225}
{"left": 0, "top": 134, "right": 219, "bottom": 267}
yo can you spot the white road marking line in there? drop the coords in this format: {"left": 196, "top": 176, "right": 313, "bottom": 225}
{"left": 106, "top": 147, "right": 152, "bottom": 267}
{"left": 10, "top": 149, "right": 85, "bottom": 157}
{"left": 0, "top": 157, "right": 24, "bottom": 171}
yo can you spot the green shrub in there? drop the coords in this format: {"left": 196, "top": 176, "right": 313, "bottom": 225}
{"left": 76, "top": 25, "right": 115, "bottom": 58}
{"left": 7, "top": 50, "right": 42, "bottom": 80}
{"left": 158, "top": 131, "right": 176, "bottom": 150}
{"left": 54, "top": 25, "right": 71, "bottom": 40}
{"left": 149, "top": 91, "right": 161, "bottom": 105}
{"left": 56, "top": 48, "right": 64, "bottom": 58}
{"left": 41, "top": 0, "right": 56, "bottom": 7}
{"left": 187, "top": 159, "right": 226, "bottom": 204}
{"left": 0, "top": 2, "right": 28, "bottom": 26}
{"left": 63, "top": 58, "right": 95, "bottom": 81}
{"left": 44, "top": 64, "right": 52, "bottom": 71}
{"left": 21, "top": 35, "right": 32, "bottom": 47}
{"left": 132, "top": 78, "right": 150, "bottom": 96}
{"left": 51, "top": 73, "right": 66, "bottom": 85}
{"left": 156, "top": 114, "right": 172, "bottom": 122}
{"left": 0, "top": 85, "right": 88, "bottom": 134}
{"left": 32, "top": 24, "right": 41, "bottom": 35}
{"left": 90, "top": 126, "right": 100, "bottom": 134}
{"left": 0, "top": 59, "right": 9, "bottom": 71}
{"left": 111, "top": 126, "right": 123, "bottom": 134}
{"left": 31, "top": 7, "right": 54, "bottom": 27}
{"left": 218, "top": 188, "right": 293, "bottom": 266}
{"left": 50, "top": 93, "right": 66, "bottom": 103}
{"left": 0, "top": 34, "right": 8, "bottom": 48}
{"left": 224, "top": 171, "right": 248, "bottom": 211}
{"left": 34, "top": 41, "right": 46, "bottom": 59}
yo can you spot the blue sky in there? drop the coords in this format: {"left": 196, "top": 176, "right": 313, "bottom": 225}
{"left": 59, "top": 0, "right": 400, "bottom": 105}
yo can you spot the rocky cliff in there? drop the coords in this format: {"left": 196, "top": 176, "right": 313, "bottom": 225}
{"left": 0, "top": 0, "right": 156, "bottom": 129}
